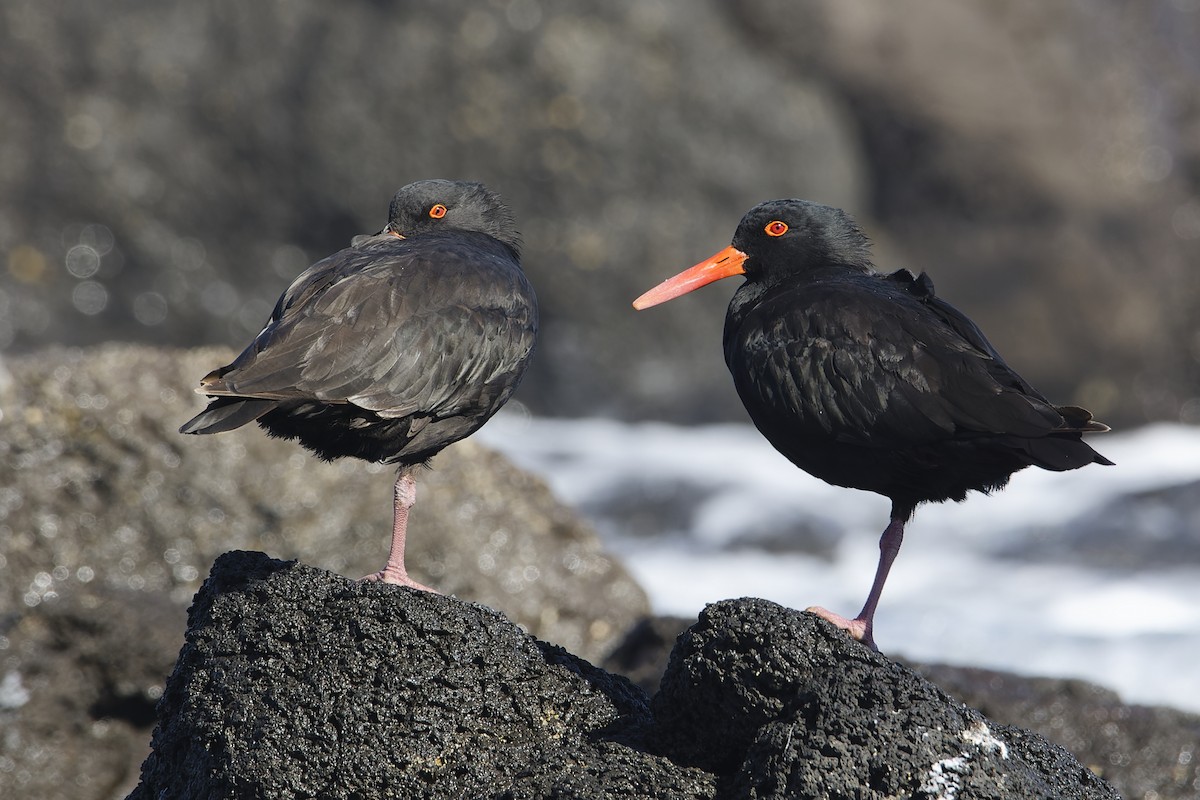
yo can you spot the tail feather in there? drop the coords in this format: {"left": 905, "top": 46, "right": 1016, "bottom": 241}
{"left": 180, "top": 397, "right": 277, "bottom": 435}
{"left": 1020, "top": 432, "right": 1114, "bottom": 471}
{"left": 1055, "top": 404, "right": 1110, "bottom": 433}
{"left": 1002, "top": 404, "right": 1114, "bottom": 470}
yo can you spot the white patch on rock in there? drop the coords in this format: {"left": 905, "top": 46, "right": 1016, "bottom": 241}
{"left": 962, "top": 720, "right": 1009, "bottom": 759}
{"left": 920, "top": 721, "right": 1011, "bottom": 799}
{"left": 920, "top": 755, "right": 969, "bottom": 800}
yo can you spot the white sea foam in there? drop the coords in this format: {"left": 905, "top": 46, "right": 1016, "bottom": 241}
{"left": 478, "top": 414, "right": 1200, "bottom": 713}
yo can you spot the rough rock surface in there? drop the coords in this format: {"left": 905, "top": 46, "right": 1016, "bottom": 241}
{"left": 914, "top": 663, "right": 1200, "bottom": 800}
{"left": 605, "top": 615, "right": 1200, "bottom": 800}
{"left": 130, "top": 553, "right": 1118, "bottom": 800}
{"left": 651, "top": 600, "right": 1117, "bottom": 800}
{"left": 129, "top": 551, "right": 713, "bottom": 800}
{"left": 0, "top": 344, "right": 647, "bottom": 800}
{"left": 1, "top": 343, "right": 1189, "bottom": 798}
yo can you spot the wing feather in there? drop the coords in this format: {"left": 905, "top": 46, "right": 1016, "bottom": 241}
{"left": 196, "top": 234, "right": 536, "bottom": 424}
{"left": 730, "top": 277, "right": 1072, "bottom": 451}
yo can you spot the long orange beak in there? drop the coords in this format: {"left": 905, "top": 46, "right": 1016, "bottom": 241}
{"left": 632, "top": 245, "right": 748, "bottom": 310}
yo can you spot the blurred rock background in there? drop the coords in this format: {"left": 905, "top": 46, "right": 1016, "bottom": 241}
{"left": 0, "top": 344, "right": 649, "bottom": 797}
{"left": 2, "top": 0, "right": 1197, "bottom": 426}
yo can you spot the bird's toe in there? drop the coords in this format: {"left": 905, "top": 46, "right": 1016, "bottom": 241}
{"left": 806, "top": 605, "right": 877, "bottom": 651}
{"left": 359, "top": 568, "right": 441, "bottom": 594}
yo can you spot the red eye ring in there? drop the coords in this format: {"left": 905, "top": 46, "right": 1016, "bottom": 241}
{"left": 764, "top": 220, "right": 788, "bottom": 237}
{"left": 429, "top": 204, "right": 448, "bottom": 219}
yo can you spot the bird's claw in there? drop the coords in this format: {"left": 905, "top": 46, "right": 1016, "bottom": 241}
{"left": 806, "top": 605, "right": 877, "bottom": 651}
{"left": 360, "top": 568, "right": 440, "bottom": 594}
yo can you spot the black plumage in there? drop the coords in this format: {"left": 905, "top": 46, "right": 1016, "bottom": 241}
{"left": 181, "top": 179, "right": 537, "bottom": 590}
{"left": 634, "top": 198, "right": 1111, "bottom": 648}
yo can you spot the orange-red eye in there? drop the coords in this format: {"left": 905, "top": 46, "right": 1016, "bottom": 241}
{"left": 764, "top": 220, "right": 788, "bottom": 237}
{"left": 429, "top": 204, "right": 448, "bottom": 219}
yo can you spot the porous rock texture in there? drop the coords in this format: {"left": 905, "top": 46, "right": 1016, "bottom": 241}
{"left": 128, "top": 552, "right": 713, "bottom": 800}
{"left": 652, "top": 600, "right": 1118, "bottom": 800}
{"left": 129, "top": 552, "right": 1119, "bottom": 800}
{"left": 605, "top": 616, "right": 1200, "bottom": 800}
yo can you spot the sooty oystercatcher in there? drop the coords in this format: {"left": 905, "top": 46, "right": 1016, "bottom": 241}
{"left": 633, "top": 198, "right": 1111, "bottom": 648}
{"left": 181, "top": 179, "right": 538, "bottom": 591}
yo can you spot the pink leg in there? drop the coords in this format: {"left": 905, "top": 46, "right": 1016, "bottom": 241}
{"left": 807, "top": 518, "right": 905, "bottom": 650}
{"left": 360, "top": 472, "right": 439, "bottom": 593}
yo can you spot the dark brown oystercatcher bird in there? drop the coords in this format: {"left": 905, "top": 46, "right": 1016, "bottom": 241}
{"left": 181, "top": 179, "right": 537, "bottom": 591}
{"left": 633, "top": 198, "right": 1112, "bottom": 648}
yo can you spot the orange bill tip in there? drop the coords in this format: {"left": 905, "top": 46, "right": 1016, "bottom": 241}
{"left": 632, "top": 245, "right": 748, "bottom": 310}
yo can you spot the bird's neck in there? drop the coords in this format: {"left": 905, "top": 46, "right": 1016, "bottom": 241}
{"left": 723, "top": 263, "right": 875, "bottom": 348}
{"left": 729, "top": 261, "right": 870, "bottom": 312}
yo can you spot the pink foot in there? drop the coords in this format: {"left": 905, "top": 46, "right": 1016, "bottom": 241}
{"left": 359, "top": 567, "right": 440, "bottom": 593}
{"left": 806, "top": 605, "right": 876, "bottom": 651}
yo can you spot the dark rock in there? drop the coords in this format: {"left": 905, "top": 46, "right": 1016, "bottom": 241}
{"left": 128, "top": 551, "right": 714, "bottom": 800}
{"left": 0, "top": 0, "right": 858, "bottom": 425}
{"left": 914, "top": 663, "right": 1200, "bottom": 800}
{"left": 602, "top": 615, "right": 695, "bottom": 695}
{"left": 994, "top": 479, "right": 1200, "bottom": 569}
{"left": 720, "top": 510, "right": 842, "bottom": 558}
{"left": 609, "top": 612, "right": 1197, "bottom": 800}
{"left": 580, "top": 478, "right": 714, "bottom": 541}
{"left": 651, "top": 599, "right": 1117, "bottom": 799}
{"left": 130, "top": 559, "right": 1118, "bottom": 799}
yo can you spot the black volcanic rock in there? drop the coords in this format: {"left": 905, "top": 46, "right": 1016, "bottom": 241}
{"left": 913, "top": 663, "right": 1200, "bottom": 800}
{"left": 607, "top": 615, "right": 1200, "bottom": 800}
{"left": 129, "top": 554, "right": 1118, "bottom": 799}
{"left": 652, "top": 600, "right": 1117, "bottom": 799}
{"left": 128, "top": 552, "right": 713, "bottom": 800}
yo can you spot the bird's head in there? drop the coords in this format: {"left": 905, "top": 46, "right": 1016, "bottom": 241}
{"left": 633, "top": 199, "right": 872, "bottom": 310}
{"left": 382, "top": 179, "right": 521, "bottom": 254}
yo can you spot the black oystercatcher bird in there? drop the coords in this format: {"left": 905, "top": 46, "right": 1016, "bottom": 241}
{"left": 181, "top": 180, "right": 537, "bottom": 591}
{"left": 633, "top": 199, "right": 1111, "bottom": 648}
